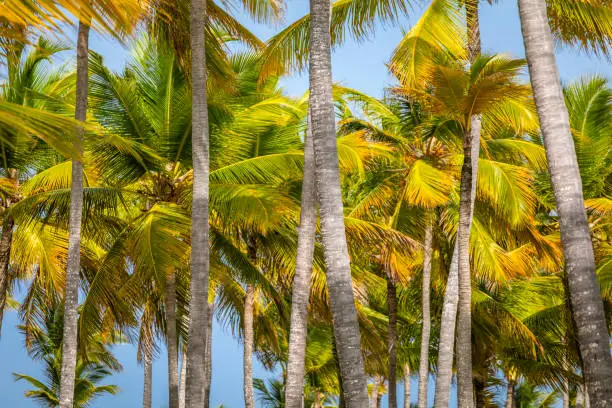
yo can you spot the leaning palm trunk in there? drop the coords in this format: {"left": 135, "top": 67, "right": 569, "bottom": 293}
{"left": 58, "top": 20, "right": 89, "bottom": 408}
{"left": 143, "top": 348, "right": 153, "bottom": 408}
{"left": 243, "top": 283, "right": 255, "bottom": 408}
{"left": 285, "top": 117, "right": 318, "bottom": 408}
{"left": 417, "top": 221, "right": 433, "bottom": 408}
{"left": 185, "top": 0, "right": 211, "bottom": 406}
{"left": 308, "top": 0, "right": 369, "bottom": 405}
{"left": 179, "top": 350, "right": 187, "bottom": 408}
{"left": 404, "top": 365, "right": 411, "bottom": 408}
{"left": 388, "top": 278, "right": 398, "bottom": 408}
{"left": 518, "top": 0, "right": 612, "bottom": 404}
{"left": 0, "top": 215, "right": 14, "bottom": 335}
{"left": 166, "top": 273, "right": 179, "bottom": 408}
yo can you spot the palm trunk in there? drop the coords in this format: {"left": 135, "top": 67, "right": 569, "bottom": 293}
{"left": 166, "top": 273, "right": 179, "bottom": 408}
{"left": 309, "top": 0, "right": 368, "bottom": 406}
{"left": 143, "top": 348, "right": 153, "bottom": 408}
{"left": 58, "top": 20, "right": 89, "bottom": 408}
{"left": 332, "top": 334, "right": 346, "bottom": 408}
{"left": 179, "top": 350, "right": 187, "bottom": 408}
{"left": 456, "top": 3, "right": 482, "bottom": 407}
{"left": 285, "top": 116, "right": 318, "bottom": 408}
{"left": 505, "top": 380, "right": 514, "bottom": 408}
{"left": 370, "top": 377, "right": 383, "bottom": 408}
{"left": 404, "top": 365, "right": 411, "bottom": 408}
{"left": 417, "top": 220, "right": 433, "bottom": 408}
{"left": 388, "top": 279, "right": 398, "bottom": 408}
{"left": 203, "top": 301, "right": 214, "bottom": 408}
{"left": 518, "top": 1, "right": 612, "bottom": 405}
{"left": 243, "top": 283, "right": 255, "bottom": 408}
{"left": 433, "top": 4, "right": 482, "bottom": 406}
{"left": 0, "top": 215, "right": 14, "bottom": 335}
{"left": 186, "top": 0, "right": 211, "bottom": 406}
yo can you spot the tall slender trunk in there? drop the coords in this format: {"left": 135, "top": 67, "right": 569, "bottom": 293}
{"left": 417, "top": 220, "right": 433, "bottom": 408}
{"left": 404, "top": 365, "right": 411, "bottom": 408}
{"left": 474, "top": 378, "right": 486, "bottom": 408}
{"left": 518, "top": 1, "right": 612, "bottom": 405}
{"left": 370, "top": 377, "right": 383, "bottom": 408}
{"left": 58, "top": 20, "right": 89, "bottom": 408}
{"left": 186, "top": 0, "right": 211, "bottom": 406}
{"left": 285, "top": 116, "right": 318, "bottom": 408}
{"left": 309, "top": 0, "right": 368, "bottom": 406}
{"left": 505, "top": 380, "right": 514, "bottom": 408}
{"left": 203, "top": 302, "right": 214, "bottom": 408}
{"left": 433, "top": 4, "right": 481, "bottom": 406}
{"left": 166, "top": 273, "right": 179, "bottom": 408}
{"left": 376, "top": 391, "right": 382, "bottom": 408}
{"left": 388, "top": 279, "right": 398, "bottom": 408}
{"left": 456, "top": 4, "right": 482, "bottom": 407}
{"left": 143, "top": 348, "right": 153, "bottom": 408}
{"left": 0, "top": 215, "right": 14, "bottom": 335}
{"left": 243, "top": 283, "right": 255, "bottom": 408}
{"left": 332, "top": 334, "right": 346, "bottom": 408}
{"left": 179, "top": 350, "right": 187, "bottom": 408}
{"left": 313, "top": 391, "right": 324, "bottom": 408}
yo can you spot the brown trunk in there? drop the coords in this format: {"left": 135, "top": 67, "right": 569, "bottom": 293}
{"left": 0, "top": 215, "right": 14, "bottom": 335}
{"left": 388, "top": 279, "right": 398, "bottom": 408}
{"left": 166, "top": 273, "right": 179, "bottom": 408}
{"left": 417, "top": 220, "right": 433, "bottom": 408}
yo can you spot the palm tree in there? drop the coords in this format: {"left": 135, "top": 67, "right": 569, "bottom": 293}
{"left": 517, "top": 0, "right": 612, "bottom": 405}
{"left": 308, "top": 0, "right": 369, "bottom": 406}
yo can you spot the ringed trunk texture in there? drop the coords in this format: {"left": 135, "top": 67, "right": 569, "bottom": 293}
{"left": 417, "top": 220, "right": 433, "bottom": 408}
{"left": 404, "top": 365, "right": 411, "bottom": 408}
{"left": 285, "top": 115, "right": 318, "bottom": 408}
{"left": 203, "top": 302, "right": 214, "bottom": 408}
{"left": 388, "top": 279, "right": 398, "bottom": 408}
{"left": 243, "top": 283, "right": 255, "bottom": 408}
{"left": 166, "top": 274, "right": 179, "bottom": 408}
{"left": 0, "top": 215, "right": 14, "bottom": 335}
{"left": 58, "top": 21, "right": 89, "bottom": 408}
{"left": 308, "top": 0, "right": 368, "bottom": 406}
{"left": 143, "top": 348, "right": 153, "bottom": 408}
{"left": 518, "top": 0, "right": 612, "bottom": 405}
{"left": 505, "top": 380, "right": 514, "bottom": 408}
{"left": 179, "top": 350, "right": 187, "bottom": 408}
{"left": 186, "top": 0, "right": 211, "bottom": 406}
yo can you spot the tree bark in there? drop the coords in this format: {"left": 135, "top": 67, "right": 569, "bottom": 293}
{"left": 243, "top": 283, "right": 255, "bottom": 408}
{"left": 0, "top": 215, "right": 14, "bottom": 335}
{"left": 308, "top": 0, "right": 369, "bottom": 406}
{"left": 417, "top": 220, "right": 433, "bottom": 408}
{"left": 518, "top": 0, "right": 612, "bottom": 405}
{"left": 58, "top": 20, "right": 89, "bottom": 408}
{"left": 370, "top": 377, "right": 383, "bottom": 408}
{"left": 179, "top": 350, "right": 187, "bottom": 408}
{"left": 388, "top": 279, "right": 398, "bottom": 408}
{"left": 203, "top": 302, "right": 214, "bottom": 408}
{"left": 505, "top": 380, "right": 514, "bottom": 408}
{"left": 186, "top": 0, "right": 211, "bottom": 406}
{"left": 166, "top": 273, "right": 179, "bottom": 408}
{"left": 404, "top": 365, "right": 411, "bottom": 408}
{"left": 143, "top": 348, "right": 153, "bottom": 408}
{"left": 285, "top": 116, "right": 318, "bottom": 408}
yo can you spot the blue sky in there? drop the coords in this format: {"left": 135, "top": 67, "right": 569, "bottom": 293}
{"left": 0, "top": 1, "right": 610, "bottom": 407}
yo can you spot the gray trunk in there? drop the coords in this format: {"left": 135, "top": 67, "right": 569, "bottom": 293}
{"left": 417, "top": 221, "right": 433, "bottom": 408}
{"left": 58, "top": 21, "right": 89, "bottom": 408}
{"left": 203, "top": 302, "right": 214, "bottom": 407}
{"left": 186, "top": 0, "right": 211, "bottom": 405}
{"left": 0, "top": 215, "right": 14, "bottom": 335}
{"left": 404, "top": 365, "right": 411, "bottom": 408}
{"left": 243, "top": 283, "right": 255, "bottom": 408}
{"left": 285, "top": 116, "right": 318, "bottom": 408}
{"left": 505, "top": 380, "right": 514, "bottom": 408}
{"left": 388, "top": 279, "right": 398, "bottom": 408}
{"left": 143, "top": 349, "right": 153, "bottom": 408}
{"left": 166, "top": 273, "right": 179, "bottom": 408}
{"left": 179, "top": 350, "right": 187, "bottom": 408}
{"left": 518, "top": 0, "right": 612, "bottom": 405}
{"left": 308, "top": 0, "right": 369, "bottom": 406}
